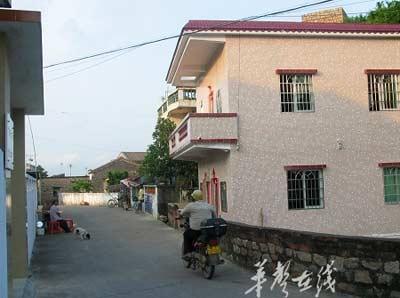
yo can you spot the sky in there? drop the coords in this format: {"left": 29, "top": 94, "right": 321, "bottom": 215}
{"left": 13, "top": 0, "right": 377, "bottom": 176}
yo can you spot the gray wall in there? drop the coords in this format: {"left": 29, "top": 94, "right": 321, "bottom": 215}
{"left": 221, "top": 221, "right": 400, "bottom": 297}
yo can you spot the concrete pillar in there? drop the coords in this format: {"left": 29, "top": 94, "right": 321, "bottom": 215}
{"left": 10, "top": 108, "right": 28, "bottom": 279}
{"left": 0, "top": 34, "right": 12, "bottom": 298}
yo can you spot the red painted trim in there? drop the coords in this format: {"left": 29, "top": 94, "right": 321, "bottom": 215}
{"left": 365, "top": 69, "right": 400, "bottom": 75}
{"left": 191, "top": 138, "right": 238, "bottom": 144}
{"left": 178, "top": 132, "right": 187, "bottom": 142}
{"left": 171, "top": 135, "right": 176, "bottom": 148}
{"left": 189, "top": 113, "right": 238, "bottom": 118}
{"left": 379, "top": 162, "right": 400, "bottom": 168}
{"left": 178, "top": 123, "right": 188, "bottom": 141}
{"left": 284, "top": 164, "right": 326, "bottom": 171}
{"left": 184, "top": 20, "right": 400, "bottom": 34}
{"left": 276, "top": 69, "right": 317, "bottom": 75}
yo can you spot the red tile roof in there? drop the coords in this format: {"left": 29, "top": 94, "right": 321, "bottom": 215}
{"left": 183, "top": 20, "right": 400, "bottom": 34}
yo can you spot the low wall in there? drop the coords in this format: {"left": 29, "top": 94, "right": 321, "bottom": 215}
{"left": 59, "top": 193, "right": 117, "bottom": 206}
{"left": 220, "top": 222, "right": 400, "bottom": 297}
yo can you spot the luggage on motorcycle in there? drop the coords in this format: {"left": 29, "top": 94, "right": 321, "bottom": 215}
{"left": 200, "top": 218, "right": 227, "bottom": 238}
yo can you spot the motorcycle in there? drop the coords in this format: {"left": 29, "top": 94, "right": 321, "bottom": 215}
{"left": 178, "top": 215, "right": 227, "bottom": 279}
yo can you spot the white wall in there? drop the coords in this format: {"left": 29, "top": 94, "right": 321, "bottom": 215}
{"left": 0, "top": 150, "right": 7, "bottom": 298}
{"left": 26, "top": 174, "right": 37, "bottom": 265}
{"left": 59, "top": 193, "right": 118, "bottom": 206}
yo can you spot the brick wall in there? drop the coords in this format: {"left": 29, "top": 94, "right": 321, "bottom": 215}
{"left": 40, "top": 176, "right": 89, "bottom": 208}
{"left": 90, "top": 158, "right": 141, "bottom": 192}
{"left": 220, "top": 221, "right": 400, "bottom": 297}
{"left": 302, "top": 8, "right": 347, "bottom": 23}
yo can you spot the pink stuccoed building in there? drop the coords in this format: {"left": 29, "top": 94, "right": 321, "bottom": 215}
{"left": 166, "top": 19, "right": 400, "bottom": 236}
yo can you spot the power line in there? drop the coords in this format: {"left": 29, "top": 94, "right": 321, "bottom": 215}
{"left": 45, "top": 51, "right": 120, "bottom": 73}
{"left": 46, "top": 48, "right": 136, "bottom": 83}
{"left": 27, "top": 116, "right": 37, "bottom": 169}
{"left": 44, "top": 0, "right": 338, "bottom": 70}
{"left": 44, "top": 10, "right": 368, "bottom": 79}
{"left": 27, "top": 115, "right": 42, "bottom": 204}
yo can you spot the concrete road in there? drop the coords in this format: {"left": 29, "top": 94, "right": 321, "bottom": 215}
{"left": 31, "top": 207, "right": 349, "bottom": 298}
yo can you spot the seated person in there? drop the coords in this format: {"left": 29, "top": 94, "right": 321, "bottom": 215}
{"left": 49, "top": 200, "right": 71, "bottom": 233}
{"left": 180, "top": 190, "right": 216, "bottom": 259}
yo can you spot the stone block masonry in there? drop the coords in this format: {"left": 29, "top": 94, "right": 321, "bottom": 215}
{"left": 220, "top": 222, "right": 400, "bottom": 297}
{"left": 302, "top": 8, "right": 347, "bottom": 23}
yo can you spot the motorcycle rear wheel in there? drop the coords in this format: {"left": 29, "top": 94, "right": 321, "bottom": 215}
{"left": 107, "top": 199, "right": 116, "bottom": 208}
{"left": 181, "top": 242, "right": 191, "bottom": 268}
{"left": 202, "top": 264, "right": 215, "bottom": 279}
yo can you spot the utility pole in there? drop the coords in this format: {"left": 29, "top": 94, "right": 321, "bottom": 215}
{"left": 69, "top": 164, "right": 72, "bottom": 177}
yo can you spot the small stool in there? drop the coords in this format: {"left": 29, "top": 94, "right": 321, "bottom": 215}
{"left": 47, "top": 221, "right": 63, "bottom": 234}
{"left": 47, "top": 219, "right": 74, "bottom": 234}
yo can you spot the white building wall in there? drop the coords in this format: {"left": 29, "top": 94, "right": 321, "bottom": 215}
{"left": 224, "top": 36, "right": 400, "bottom": 235}
{"left": 59, "top": 192, "right": 118, "bottom": 207}
{"left": 0, "top": 150, "right": 7, "bottom": 298}
{"left": 26, "top": 174, "right": 37, "bottom": 265}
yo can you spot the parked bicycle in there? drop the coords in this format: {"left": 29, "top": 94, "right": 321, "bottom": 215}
{"left": 107, "top": 193, "right": 122, "bottom": 208}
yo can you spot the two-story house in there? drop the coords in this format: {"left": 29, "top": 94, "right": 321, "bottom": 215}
{"left": 167, "top": 19, "right": 400, "bottom": 236}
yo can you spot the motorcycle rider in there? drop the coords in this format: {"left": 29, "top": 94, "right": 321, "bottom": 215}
{"left": 180, "top": 190, "right": 216, "bottom": 260}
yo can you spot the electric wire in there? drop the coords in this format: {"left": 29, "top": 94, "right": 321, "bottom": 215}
{"left": 46, "top": 48, "right": 136, "bottom": 83}
{"left": 44, "top": 0, "right": 339, "bottom": 70}
{"left": 43, "top": 0, "right": 376, "bottom": 83}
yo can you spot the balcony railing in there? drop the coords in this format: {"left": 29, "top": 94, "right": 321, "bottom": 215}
{"left": 159, "top": 88, "right": 197, "bottom": 119}
{"left": 168, "top": 90, "right": 179, "bottom": 105}
{"left": 169, "top": 113, "right": 238, "bottom": 160}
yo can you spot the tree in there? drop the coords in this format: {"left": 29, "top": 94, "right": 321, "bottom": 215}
{"left": 140, "top": 118, "right": 198, "bottom": 188}
{"left": 347, "top": 1, "right": 400, "bottom": 23}
{"left": 107, "top": 170, "right": 129, "bottom": 186}
{"left": 71, "top": 180, "right": 93, "bottom": 192}
{"left": 36, "top": 165, "right": 48, "bottom": 178}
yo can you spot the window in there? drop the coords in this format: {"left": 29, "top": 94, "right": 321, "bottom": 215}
{"left": 220, "top": 181, "right": 227, "bottom": 212}
{"left": 368, "top": 73, "right": 400, "bottom": 111}
{"left": 183, "top": 89, "right": 196, "bottom": 100}
{"left": 280, "top": 74, "right": 314, "bottom": 112}
{"left": 383, "top": 168, "right": 400, "bottom": 204}
{"left": 287, "top": 169, "right": 324, "bottom": 210}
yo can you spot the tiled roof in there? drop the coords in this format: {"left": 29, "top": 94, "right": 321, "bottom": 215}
{"left": 120, "top": 152, "right": 146, "bottom": 162}
{"left": 183, "top": 20, "right": 400, "bottom": 34}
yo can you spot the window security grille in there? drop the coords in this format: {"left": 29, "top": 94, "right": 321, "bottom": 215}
{"left": 368, "top": 74, "right": 400, "bottom": 111}
{"left": 384, "top": 168, "right": 400, "bottom": 204}
{"left": 183, "top": 89, "right": 196, "bottom": 100}
{"left": 287, "top": 170, "right": 324, "bottom": 210}
{"left": 280, "top": 74, "right": 314, "bottom": 112}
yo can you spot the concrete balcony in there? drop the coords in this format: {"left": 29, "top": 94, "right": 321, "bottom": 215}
{"left": 169, "top": 113, "right": 238, "bottom": 161}
{"left": 158, "top": 88, "right": 196, "bottom": 122}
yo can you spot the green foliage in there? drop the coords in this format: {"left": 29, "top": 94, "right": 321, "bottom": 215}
{"left": 347, "top": 1, "right": 400, "bottom": 23}
{"left": 36, "top": 165, "right": 48, "bottom": 178}
{"left": 107, "top": 170, "right": 129, "bottom": 185}
{"left": 139, "top": 118, "right": 198, "bottom": 188}
{"left": 71, "top": 180, "right": 93, "bottom": 193}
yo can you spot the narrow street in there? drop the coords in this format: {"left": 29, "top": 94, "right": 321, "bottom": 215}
{"left": 31, "top": 207, "right": 348, "bottom": 298}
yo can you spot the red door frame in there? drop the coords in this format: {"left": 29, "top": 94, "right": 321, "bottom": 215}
{"left": 211, "top": 168, "right": 220, "bottom": 216}
{"left": 208, "top": 86, "right": 214, "bottom": 113}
